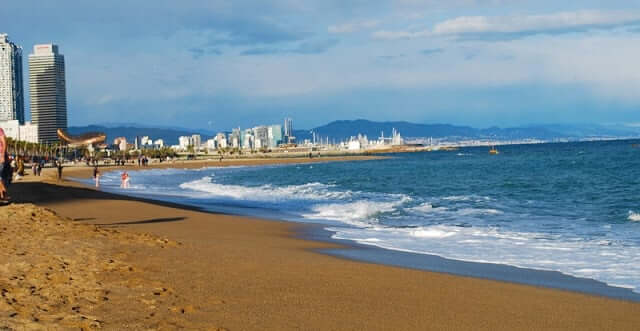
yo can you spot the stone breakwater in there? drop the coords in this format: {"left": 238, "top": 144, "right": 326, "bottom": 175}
{"left": 0, "top": 203, "right": 222, "bottom": 330}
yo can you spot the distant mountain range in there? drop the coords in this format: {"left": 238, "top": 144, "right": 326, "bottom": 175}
{"left": 295, "top": 120, "right": 640, "bottom": 142}
{"left": 69, "top": 120, "right": 640, "bottom": 146}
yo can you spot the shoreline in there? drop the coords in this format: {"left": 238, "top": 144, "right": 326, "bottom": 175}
{"left": 67, "top": 157, "right": 640, "bottom": 302}
{"left": 6, "top": 158, "right": 640, "bottom": 329}
{"left": 65, "top": 157, "right": 640, "bottom": 302}
{"left": 300, "top": 225, "right": 640, "bottom": 302}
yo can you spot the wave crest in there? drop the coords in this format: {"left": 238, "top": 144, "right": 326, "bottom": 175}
{"left": 180, "top": 176, "right": 351, "bottom": 201}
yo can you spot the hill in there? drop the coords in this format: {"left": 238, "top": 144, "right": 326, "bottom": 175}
{"left": 296, "top": 120, "right": 640, "bottom": 142}
{"left": 297, "top": 120, "right": 559, "bottom": 142}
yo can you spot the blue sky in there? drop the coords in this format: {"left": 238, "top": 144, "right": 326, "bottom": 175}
{"left": 3, "top": 0, "right": 640, "bottom": 130}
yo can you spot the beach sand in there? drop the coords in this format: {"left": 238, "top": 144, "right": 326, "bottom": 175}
{"left": 3, "top": 157, "right": 640, "bottom": 330}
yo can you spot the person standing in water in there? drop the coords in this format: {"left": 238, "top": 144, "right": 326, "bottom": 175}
{"left": 120, "top": 171, "right": 130, "bottom": 188}
{"left": 93, "top": 165, "right": 101, "bottom": 188}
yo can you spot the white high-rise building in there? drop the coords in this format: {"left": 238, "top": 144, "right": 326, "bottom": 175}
{"left": 0, "top": 34, "right": 24, "bottom": 124}
{"left": 191, "top": 134, "right": 201, "bottom": 148}
{"left": 178, "top": 136, "right": 192, "bottom": 149}
{"left": 29, "top": 43, "right": 67, "bottom": 143}
{"left": 252, "top": 126, "right": 269, "bottom": 149}
{"left": 215, "top": 132, "right": 227, "bottom": 148}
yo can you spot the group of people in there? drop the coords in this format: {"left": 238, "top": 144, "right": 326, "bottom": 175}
{"left": 137, "top": 155, "right": 150, "bottom": 167}
{"left": 0, "top": 127, "right": 139, "bottom": 201}
{"left": 31, "top": 159, "right": 44, "bottom": 176}
{"left": 11, "top": 156, "right": 25, "bottom": 180}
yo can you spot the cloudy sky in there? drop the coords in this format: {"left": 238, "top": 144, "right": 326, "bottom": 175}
{"left": 3, "top": 1, "right": 640, "bottom": 130}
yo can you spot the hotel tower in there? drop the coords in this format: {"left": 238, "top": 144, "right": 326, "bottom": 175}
{"left": 0, "top": 34, "right": 25, "bottom": 124}
{"left": 29, "top": 43, "right": 67, "bottom": 143}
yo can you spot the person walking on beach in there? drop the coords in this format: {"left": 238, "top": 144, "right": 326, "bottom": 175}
{"left": 93, "top": 165, "right": 101, "bottom": 188}
{"left": 16, "top": 157, "right": 24, "bottom": 179}
{"left": 10, "top": 157, "right": 16, "bottom": 177}
{"left": 56, "top": 159, "right": 64, "bottom": 181}
{"left": 0, "top": 128, "right": 8, "bottom": 201}
{"left": 37, "top": 159, "right": 43, "bottom": 176}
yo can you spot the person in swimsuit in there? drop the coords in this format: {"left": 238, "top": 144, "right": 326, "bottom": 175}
{"left": 120, "top": 171, "right": 130, "bottom": 188}
{"left": 93, "top": 166, "right": 101, "bottom": 188}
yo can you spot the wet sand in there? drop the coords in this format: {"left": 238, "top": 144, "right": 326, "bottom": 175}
{"left": 3, "top": 158, "right": 640, "bottom": 330}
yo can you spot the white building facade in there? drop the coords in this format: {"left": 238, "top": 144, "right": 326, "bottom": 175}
{"left": 113, "top": 137, "right": 127, "bottom": 151}
{"left": 0, "top": 120, "right": 38, "bottom": 143}
{"left": 178, "top": 136, "right": 192, "bottom": 150}
{"left": 191, "top": 134, "right": 201, "bottom": 148}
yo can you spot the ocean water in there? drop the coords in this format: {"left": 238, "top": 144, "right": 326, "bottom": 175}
{"left": 80, "top": 140, "right": 640, "bottom": 292}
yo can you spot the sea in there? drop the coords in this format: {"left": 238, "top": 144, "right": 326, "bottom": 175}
{"left": 77, "top": 139, "right": 640, "bottom": 296}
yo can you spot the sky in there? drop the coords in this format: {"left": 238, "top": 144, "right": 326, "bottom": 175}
{"left": 3, "top": 0, "right": 640, "bottom": 131}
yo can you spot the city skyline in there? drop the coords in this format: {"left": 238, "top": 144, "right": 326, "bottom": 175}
{"left": 2, "top": 1, "right": 640, "bottom": 131}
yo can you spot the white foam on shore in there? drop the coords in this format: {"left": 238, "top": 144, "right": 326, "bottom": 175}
{"left": 180, "top": 176, "right": 352, "bottom": 201}
{"left": 411, "top": 228, "right": 458, "bottom": 238}
{"left": 302, "top": 197, "right": 410, "bottom": 227}
{"left": 329, "top": 224, "right": 640, "bottom": 293}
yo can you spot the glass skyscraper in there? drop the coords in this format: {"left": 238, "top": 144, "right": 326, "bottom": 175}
{"left": 0, "top": 34, "right": 25, "bottom": 124}
{"left": 29, "top": 43, "right": 67, "bottom": 143}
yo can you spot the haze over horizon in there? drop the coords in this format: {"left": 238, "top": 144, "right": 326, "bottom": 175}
{"left": 3, "top": 1, "right": 640, "bottom": 131}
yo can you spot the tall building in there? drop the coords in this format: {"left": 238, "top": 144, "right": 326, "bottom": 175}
{"left": 191, "top": 134, "right": 201, "bottom": 148}
{"left": 0, "top": 34, "right": 24, "bottom": 124}
{"left": 230, "top": 128, "right": 242, "bottom": 148}
{"left": 29, "top": 43, "right": 67, "bottom": 143}
{"left": 252, "top": 126, "right": 269, "bottom": 149}
{"left": 284, "top": 117, "right": 293, "bottom": 140}
{"left": 268, "top": 124, "right": 283, "bottom": 148}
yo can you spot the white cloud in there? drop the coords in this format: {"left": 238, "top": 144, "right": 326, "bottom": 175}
{"left": 373, "top": 10, "right": 640, "bottom": 40}
{"left": 372, "top": 30, "right": 432, "bottom": 39}
{"left": 328, "top": 20, "right": 381, "bottom": 34}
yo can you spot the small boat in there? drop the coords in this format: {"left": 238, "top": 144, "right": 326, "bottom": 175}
{"left": 489, "top": 146, "right": 499, "bottom": 155}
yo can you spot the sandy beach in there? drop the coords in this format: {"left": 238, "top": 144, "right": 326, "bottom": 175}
{"left": 3, "top": 157, "right": 640, "bottom": 330}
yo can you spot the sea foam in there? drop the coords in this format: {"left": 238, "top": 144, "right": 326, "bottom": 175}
{"left": 629, "top": 211, "right": 640, "bottom": 222}
{"left": 180, "top": 176, "right": 351, "bottom": 201}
